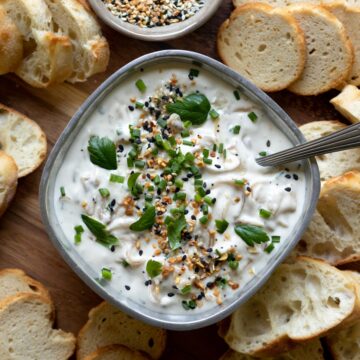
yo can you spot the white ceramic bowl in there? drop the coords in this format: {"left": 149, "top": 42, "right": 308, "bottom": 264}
{"left": 88, "top": 0, "right": 223, "bottom": 41}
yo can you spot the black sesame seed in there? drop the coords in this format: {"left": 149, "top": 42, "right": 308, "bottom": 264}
{"left": 285, "top": 187, "right": 292, "bottom": 192}
{"left": 191, "top": 215, "right": 196, "bottom": 220}
{"left": 167, "top": 293, "right": 175, "bottom": 297}
{"left": 118, "top": 144, "right": 124, "bottom": 152}
{"left": 125, "top": 285, "right": 131, "bottom": 290}
{"left": 215, "top": 164, "right": 221, "bottom": 169}
{"left": 110, "top": 245, "right": 115, "bottom": 252}
{"left": 293, "top": 174, "right": 299, "bottom": 180}
{"left": 266, "top": 140, "right": 271, "bottom": 147}
{"left": 139, "top": 250, "right": 143, "bottom": 256}
{"left": 285, "top": 174, "right": 291, "bottom": 179}
{"left": 182, "top": 255, "right": 187, "bottom": 261}
{"left": 128, "top": 105, "right": 134, "bottom": 111}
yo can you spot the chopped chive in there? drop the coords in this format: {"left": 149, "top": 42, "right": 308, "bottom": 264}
{"left": 185, "top": 152, "right": 195, "bottom": 163}
{"left": 204, "top": 158, "right": 213, "bottom": 165}
{"left": 127, "top": 158, "right": 134, "bottom": 168}
{"left": 158, "top": 179, "right": 167, "bottom": 191}
{"left": 110, "top": 174, "right": 125, "bottom": 183}
{"left": 184, "top": 121, "right": 192, "bottom": 128}
{"left": 169, "top": 136, "right": 177, "bottom": 147}
{"left": 74, "top": 225, "right": 84, "bottom": 244}
{"left": 75, "top": 225, "right": 84, "bottom": 234}
{"left": 265, "top": 243, "right": 275, "bottom": 253}
{"left": 182, "top": 299, "right": 197, "bottom": 310}
{"left": 234, "top": 179, "right": 246, "bottom": 186}
{"left": 121, "top": 259, "right": 129, "bottom": 267}
{"left": 190, "top": 165, "right": 200, "bottom": 177}
{"left": 228, "top": 260, "right": 239, "bottom": 270}
{"left": 223, "top": 149, "right": 227, "bottom": 159}
{"left": 101, "top": 267, "right": 112, "bottom": 280}
{"left": 194, "top": 193, "right": 202, "bottom": 203}
{"left": 194, "top": 179, "right": 203, "bottom": 186}
{"left": 181, "top": 129, "right": 190, "bottom": 138}
{"left": 183, "top": 140, "right": 194, "bottom": 146}
{"left": 234, "top": 90, "right": 240, "bottom": 100}
{"left": 209, "top": 109, "right": 219, "bottom": 119}
{"left": 130, "top": 127, "right": 141, "bottom": 139}
{"left": 60, "top": 186, "right": 66, "bottom": 197}
{"left": 199, "top": 215, "right": 209, "bottom": 224}
{"left": 99, "top": 188, "right": 110, "bottom": 198}
{"left": 201, "top": 204, "right": 209, "bottom": 215}
{"left": 157, "top": 118, "right": 167, "bottom": 128}
{"left": 204, "top": 196, "right": 214, "bottom": 206}
{"left": 218, "top": 143, "right": 224, "bottom": 154}
{"left": 259, "top": 208, "right": 272, "bottom": 219}
{"left": 152, "top": 147, "right": 159, "bottom": 156}
{"left": 212, "top": 144, "right": 217, "bottom": 152}
{"left": 215, "top": 219, "right": 229, "bottom": 234}
{"left": 232, "top": 125, "right": 241, "bottom": 134}
{"left": 175, "top": 178, "right": 184, "bottom": 188}
{"left": 134, "top": 160, "right": 146, "bottom": 169}
{"left": 259, "top": 151, "right": 267, "bottom": 157}
{"left": 272, "top": 235, "right": 281, "bottom": 243}
{"left": 154, "top": 175, "right": 161, "bottom": 185}
{"left": 196, "top": 186, "right": 206, "bottom": 197}
{"left": 202, "top": 149, "right": 209, "bottom": 158}
{"left": 248, "top": 112, "right": 258, "bottom": 122}
{"left": 181, "top": 285, "right": 192, "bottom": 294}
{"left": 135, "top": 101, "right": 144, "bottom": 109}
{"left": 135, "top": 79, "right": 147, "bottom": 92}
{"left": 189, "top": 68, "right": 200, "bottom": 78}
{"left": 174, "top": 192, "right": 186, "bottom": 201}
{"left": 147, "top": 185, "right": 154, "bottom": 192}
{"left": 155, "top": 134, "right": 163, "bottom": 146}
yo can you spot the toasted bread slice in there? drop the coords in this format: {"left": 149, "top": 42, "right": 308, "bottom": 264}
{"left": 220, "top": 257, "right": 360, "bottom": 357}
{"left": 331, "top": 85, "right": 360, "bottom": 123}
{"left": 287, "top": 4, "right": 353, "bottom": 95}
{"left": 220, "top": 339, "right": 325, "bottom": 360}
{"left": 217, "top": 3, "right": 306, "bottom": 92}
{"left": 0, "top": 268, "right": 51, "bottom": 303}
{"left": 0, "top": 6, "right": 23, "bottom": 75}
{"left": 3, "top": 0, "right": 73, "bottom": 88}
{"left": 325, "top": 4, "right": 360, "bottom": 86}
{"left": 0, "top": 151, "right": 17, "bottom": 218}
{"left": 0, "top": 293, "right": 75, "bottom": 359}
{"left": 299, "top": 121, "right": 360, "bottom": 181}
{"left": 43, "top": 0, "right": 109, "bottom": 83}
{"left": 0, "top": 103, "right": 47, "bottom": 177}
{"left": 77, "top": 302, "right": 167, "bottom": 360}
{"left": 83, "top": 345, "right": 149, "bottom": 360}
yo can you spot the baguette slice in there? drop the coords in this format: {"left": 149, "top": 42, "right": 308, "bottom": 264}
{"left": 331, "top": 85, "right": 360, "bottom": 123}
{"left": 295, "top": 171, "right": 360, "bottom": 265}
{"left": 0, "top": 293, "right": 75, "bottom": 359}
{"left": 77, "top": 302, "right": 167, "bottom": 360}
{"left": 325, "top": 4, "right": 360, "bottom": 86}
{"left": 3, "top": 0, "right": 73, "bottom": 88}
{"left": 83, "top": 345, "right": 149, "bottom": 360}
{"left": 217, "top": 3, "right": 306, "bottom": 92}
{"left": 220, "top": 339, "right": 325, "bottom": 360}
{"left": 0, "top": 268, "right": 51, "bottom": 303}
{"left": 43, "top": 0, "right": 109, "bottom": 83}
{"left": 0, "top": 151, "right": 17, "bottom": 218}
{"left": 299, "top": 121, "right": 360, "bottom": 181}
{"left": 220, "top": 257, "right": 360, "bottom": 357}
{"left": 287, "top": 4, "right": 353, "bottom": 95}
{"left": 0, "top": 103, "right": 47, "bottom": 177}
{"left": 0, "top": 6, "right": 23, "bottom": 75}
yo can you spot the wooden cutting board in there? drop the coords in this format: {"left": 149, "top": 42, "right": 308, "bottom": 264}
{"left": 0, "top": 1, "right": 345, "bottom": 359}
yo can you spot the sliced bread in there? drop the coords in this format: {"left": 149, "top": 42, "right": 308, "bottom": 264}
{"left": 325, "top": 3, "right": 360, "bottom": 86}
{"left": 217, "top": 3, "right": 306, "bottom": 92}
{"left": 43, "top": 0, "right": 109, "bottom": 83}
{"left": 0, "top": 151, "right": 17, "bottom": 218}
{"left": 3, "top": 0, "right": 73, "bottom": 88}
{"left": 0, "top": 6, "right": 23, "bottom": 75}
{"left": 0, "top": 103, "right": 47, "bottom": 177}
{"left": 77, "top": 302, "right": 167, "bottom": 360}
{"left": 299, "top": 120, "right": 360, "bottom": 181}
{"left": 220, "top": 257, "right": 360, "bottom": 357}
{"left": 220, "top": 339, "right": 325, "bottom": 360}
{"left": 83, "top": 345, "right": 149, "bottom": 360}
{"left": 0, "top": 293, "right": 75, "bottom": 359}
{"left": 331, "top": 85, "right": 360, "bottom": 123}
{"left": 0, "top": 268, "right": 51, "bottom": 303}
{"left": 287, "top": 4, "right": 353, "bottom": 95}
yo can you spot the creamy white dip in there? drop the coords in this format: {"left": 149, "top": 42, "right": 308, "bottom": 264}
{"left": 54, "top": 63, "right": 306, "bottom": 314}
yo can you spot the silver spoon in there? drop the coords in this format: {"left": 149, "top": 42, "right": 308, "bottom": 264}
{"left": 256, "top": 122, "right": 360, "bottom": 167}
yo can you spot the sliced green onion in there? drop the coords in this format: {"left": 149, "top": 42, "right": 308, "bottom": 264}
{"left": 135, "top": 101, "right": 144, "bottom": 109}
{"left": 201, "top": 204, "right": 209, "bottom": 215}
{"left": 228, "top": 260, "right": 239, "bottom": 270}
{"left": 60, "top": 186, "right": 66, "bottom": 197}
{"left": 248, "top": 112, "right": 258, "bottom": 122}
{"left": 183, "top": 140, "right": 194, "bottom": 146}
{"left": 174, "top": 192, "right": 186, "bottom": 201}
{"left": 110, "top": 174, "right": 125, "bottom": 183}
{"left": 181, "top": 285, "right": 192, "bottom": 295}
{"left": 175, "top": 178, "right": 184, "bottom": 188}
{"left": 127, "top": 158, "right": 134, "bottom": 168}
{"left": 204, "top": 196, "right": 214, "bottom": 206}
{"left": 158, "top": 179, "right": 167, "bottom": 191}
{"left": 99, "top": 188, "right": 110, "bottom": 198}
{"left": 204, "top": 158, "right": 213, "bottom": 165}
{"left": 272, "top": 235, "right": 281, "bottom": 243}
{"left": 218, "top": 143, "right": 224, "bottom": 154}
{"left": 134, "top": 160, "right": 146, "bottom": 169}
{"left": 101, "top": 267, "right": 112, "bottom": 280}
{"left": 215, "top": 219, "right": 229, "bottom": 234}
{"left": 234, "top": 179, "right": 246, "bottom": 186}
{"left": 154, "top": 175, "right": 161, "bottom": 185}
{"left": 232, "top": 125, "right": 241, "bottom": 134}
{"left": 194, "top": 179, "right": 203, "bottom": 186}
{"left": 184, "top": 121, "right": 192, "bottom": 128}
{"left": 194, "top": 193, "right": 202, "bottom": 203}
{"left": 189, "top": 68, "right": 199, "bottom": 78}
{"left": 209, "top": 109, "right": 219, "bottom": 119}
{"left": 135, "top": 79, "right": 147, "bottom": 92}
{"left": 259, "top": 208, "right": 272, "bottom": 219}
{"left": 212, "top": 144, "right": 217, "bottom": 152}
{"left": 265, "top": 243, "right": 275, "bottom": 253}
{"left": 199, "top": 215, "right": 209, "bottom": 224}
{"left": 157, "top": 118, "right": 167, "bottom": 128}
{"left": 259, "top": 151, "right": 267, "bottom": 157}
{"left": 181, "top": 129, "right": 190, "bottom": 138}
{"left": 202, "top": 149, "right": 209, "bottom": 158}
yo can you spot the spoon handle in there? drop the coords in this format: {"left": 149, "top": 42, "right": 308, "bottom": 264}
{"left": 256, "top": 123, "right": 360, "bottom": 167}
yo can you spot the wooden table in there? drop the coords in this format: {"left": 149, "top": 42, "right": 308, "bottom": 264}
{"left": 0, "top": 1, "right": 346, "bottom": 359}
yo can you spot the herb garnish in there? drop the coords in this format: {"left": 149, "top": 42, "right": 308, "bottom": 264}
{"left": 101, "top": 267, "right": 112, "bottom": 280}
{"left": 146, "top": 260, "right": 162, "bottom": 278}
{"left": 81, "top": 214, "right": 118, "bottom": 247}
{"left": 259, "top": 208, "right": 272, "bottom": 219}
{"left": 235, "top": 224, "right": 270, "bottom": 247}
{"left": 167, "top": 93, "right": 211, "bottom": 125}
{"left": 166, "top": 214, "right": 187, "bottom": 250}
{"left": 135, "top": 79, "right": 147, "bottom": 92}
{"left": 127, "top": 172, "right": 142, "bottom": 197}
{"left": 182, "top": 299, "right": 197, "bottom": 310}
{"left": 129, "top": 206, "right": 156, "bottom": 231}
{"left": 74, "top": 225, "right": 84, "bottom": 244}
{"left": 88, "top": 136, "right": 117, "bottom": 170}
{"left": 181, "top": 285, "right": 192, "bottom": 295}
{"left": 215, "top": 219, "right": 229, "bottom": 234}
{"left": 60, "top": 186, "right": 66, "bottom": 197}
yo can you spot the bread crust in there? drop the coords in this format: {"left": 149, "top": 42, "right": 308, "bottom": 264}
{"left": 217, "top": 3, "right": 306, "bottom": 92}
{"left": 0, "top": 151, "right": 18, "bottom": 217}
{"left": 83, "top": 345, "right": 150, "bottom": 360}
{"left": 0, "top": 102, "right": 47, "bottom": 177}
{"left": 0, "top": 7, "right": 23, "bottom": 75}
{"left": 287, "top": 4, "right": 354, "bottom": 95}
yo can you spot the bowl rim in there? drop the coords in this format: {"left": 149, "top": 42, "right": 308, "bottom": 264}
{"left": 40, "top": 50, "right": 320, "bottom": 330}
{"left": 87, "top": 0, "right": 223, "bottom": 41}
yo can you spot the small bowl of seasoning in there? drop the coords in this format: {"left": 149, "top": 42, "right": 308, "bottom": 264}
{"left": 88, "top": 0, "right": 223, "bottom": 41}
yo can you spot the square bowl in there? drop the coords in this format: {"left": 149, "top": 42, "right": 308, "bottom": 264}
{"left": 40, "top": 50, "right": 320, "bottom": 330}
{"left": 88, "top": 0, "right": 223, "bottom": 41}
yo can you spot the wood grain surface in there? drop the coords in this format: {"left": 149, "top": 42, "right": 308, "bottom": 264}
{"left": 0, "top": 1, "right": 348, "bottom": 359}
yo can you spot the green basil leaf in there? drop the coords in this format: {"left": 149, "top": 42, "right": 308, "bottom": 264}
{"left": 127, "top": 172, "right": 141, "bottom": 197}
{"left": 88, "top": 136, "right": 117, "bottom": 170}
{"left": 81, "top": 214, "right": 118, "bottom": 247}
{"left": 166, "top": 93, "right": 211, "bottom": 125}
{"left": 166, "top": 214, "right": 187, "bottom": 250}
{"left": 130, "top": 206, "right": 156, "bottom": 231}
{"left": 146, "top": 260, "right": 162, "bottom": 278}
{"left": 235, "top": 224, "right": 270, "bottom": 247}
